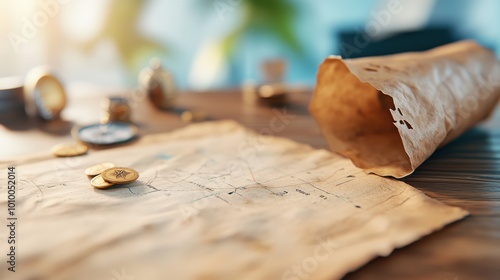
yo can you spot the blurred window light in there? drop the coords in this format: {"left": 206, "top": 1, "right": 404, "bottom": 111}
{"left": 59, "top": 0, "right": 109, "bottom": 43}
{"left": 371, "top": 0, "right": 435, "bottom": 38}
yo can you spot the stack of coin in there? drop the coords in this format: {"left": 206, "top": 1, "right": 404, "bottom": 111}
{"left": 90, "top": 174, "right": 115, "bottom": 189}
{"left": 84, "top": 162, "right": 116, "bottom": 177}
{"left": 85, "top": 163, "right": 139, "bottom": 189}
{"left": 101, "top": 97, "right": 131, "bottom": 123}
{"left": 0, "top": 77, "right": 26, "bottom": 116}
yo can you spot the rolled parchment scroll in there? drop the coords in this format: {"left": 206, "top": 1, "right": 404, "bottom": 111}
{"left": 310, "top": 41, "right": 500, "bottom": 178}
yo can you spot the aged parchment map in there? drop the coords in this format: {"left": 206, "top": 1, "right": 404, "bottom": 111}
{"left": 0, "top": 121, "right": 467, "bottom": 280}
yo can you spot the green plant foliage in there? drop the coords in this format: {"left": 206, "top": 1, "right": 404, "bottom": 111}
{"left": 215, "top": 0, "right": 303, "bottom": 57}
{"left": 82, "top": 0, "right": 166, "bottom": 71}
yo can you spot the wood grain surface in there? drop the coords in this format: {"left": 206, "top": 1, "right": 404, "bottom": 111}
{"left": 1, "top": 87, "right": 499, "bottom": 279}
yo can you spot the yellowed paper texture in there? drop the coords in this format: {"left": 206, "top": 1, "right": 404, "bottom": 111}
{"left": 0, "top": 121, "right": 467, "bottom": 280}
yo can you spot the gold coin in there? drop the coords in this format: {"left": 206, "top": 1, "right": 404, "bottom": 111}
{"left": 51, "top": 143, "right": 88, "bottom": 157}
{"left": 101, "top": 167, "right": 139, "bottom": 184}
{"left": 91, "top": 174, "right": 115, "bottom": 189}
{"left": 84, "top": 162, "right": 116, "bottom": 177}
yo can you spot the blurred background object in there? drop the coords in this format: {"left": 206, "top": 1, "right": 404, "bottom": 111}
{"left": 23, "top": 66, "right": 67, "bottom": 121}
{"left": 0, "top": 0, "right": 499, "bottom": 93}
{"left": 139, "top": 58, "right": 177, "bottom": 110}
{"left": 0, "top": 77, "right": 25, "bottom": 117}
{"left": 100, "top": 96, "right": 131, "bottom": 123}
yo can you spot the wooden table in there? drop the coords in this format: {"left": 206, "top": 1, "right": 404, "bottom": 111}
{"left": 1, "top": 87, "right": 499, "bottom": 279}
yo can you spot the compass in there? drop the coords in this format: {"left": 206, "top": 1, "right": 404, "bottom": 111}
{"left": 74, "top": 122, "right": 138, "bottom": 146}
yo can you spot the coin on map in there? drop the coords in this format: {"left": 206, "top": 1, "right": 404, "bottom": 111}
{"left": 91, "top": 174, "right": 115, "bottom": 189}
{"left": 51, "top": 143, "right": 88, "bottom": 157}
{"left": 101, "top": 167, "right": 139, "bottom": 184}
{"left": 84, "top": 162, "right": 116, "bottom": 177}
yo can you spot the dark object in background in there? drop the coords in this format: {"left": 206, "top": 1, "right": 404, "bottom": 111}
{"left": 337, "top": 27, "right": 457, "bottom": 58}
{"left": 0, "top": 77, "right": 25, "bottom": 117}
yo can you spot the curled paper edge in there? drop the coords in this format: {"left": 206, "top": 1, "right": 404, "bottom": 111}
{"left": 310, "top": 41, "right": 500, "bottom": 178}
